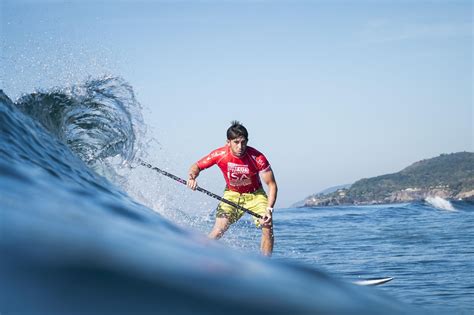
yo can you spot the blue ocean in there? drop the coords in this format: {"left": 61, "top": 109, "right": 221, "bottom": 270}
{"left": 1, "top": 77, "right": 472, "bottom": 314}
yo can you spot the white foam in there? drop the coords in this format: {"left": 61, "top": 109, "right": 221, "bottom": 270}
{"left": 425, "top": 196, "right": 456, "bottom": 211}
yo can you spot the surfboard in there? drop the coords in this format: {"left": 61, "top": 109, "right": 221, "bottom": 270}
{"left": 353, "top": 277, "right": 393, "bottom": 286}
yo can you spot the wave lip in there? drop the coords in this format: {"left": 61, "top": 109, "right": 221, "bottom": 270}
{"left": 15, "top": 75, "right": 145, "bottom": 166}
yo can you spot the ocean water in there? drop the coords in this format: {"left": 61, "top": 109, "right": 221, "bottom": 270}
{"left": 1, "top": 78, "right": 472, "bottom": 314}
{"left": 217, "top": 202, "right": 474, "bottom": 314}
{"left": 275, "top": 203, "right": 474, "bottom": 314}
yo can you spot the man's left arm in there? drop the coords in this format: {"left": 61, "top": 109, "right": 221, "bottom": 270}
{"left": 261, "top": 168, "right": 278, "bottom": 210}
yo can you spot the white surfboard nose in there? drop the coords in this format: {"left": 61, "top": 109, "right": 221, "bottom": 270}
{"left": 353, "top": 277, "right": 394, "bottom": 286}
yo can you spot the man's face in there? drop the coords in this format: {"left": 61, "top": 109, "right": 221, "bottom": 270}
{"left": 227, "top": 136, "right": 248, "bottom": 157}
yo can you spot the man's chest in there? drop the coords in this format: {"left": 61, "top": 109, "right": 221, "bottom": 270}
{"left": 219, "top": 159, "right": 257, "bottom": 179}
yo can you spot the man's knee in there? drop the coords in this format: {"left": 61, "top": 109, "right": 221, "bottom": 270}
{"left": 209, "top": 227, "right": 226, "bottom": 239}
{"left": 209, "top": 218, "right": 230, "bottom": 239}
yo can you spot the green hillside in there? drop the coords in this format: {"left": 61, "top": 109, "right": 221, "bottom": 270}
{"left": 302, "top": 152, "right": 474, "bottom": 206}
{"left": 346, "top": 152, "right": 473, "bottom": 201}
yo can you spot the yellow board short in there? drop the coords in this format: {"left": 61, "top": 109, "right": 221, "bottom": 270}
{"left": 216, "top": 188, "right": 269, "bottom": 227}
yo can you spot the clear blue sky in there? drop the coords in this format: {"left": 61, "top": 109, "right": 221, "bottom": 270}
{"left": 2, "top": 0, "right": 472, "bottom": 207}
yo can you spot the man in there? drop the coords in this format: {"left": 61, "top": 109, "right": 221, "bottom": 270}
{"left": 187, "top": 121, "right": 278, "bottom": 256}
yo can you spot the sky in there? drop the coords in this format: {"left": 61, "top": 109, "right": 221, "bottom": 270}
{"left": 1, "top": 0, "right": 473, "bottom": 207}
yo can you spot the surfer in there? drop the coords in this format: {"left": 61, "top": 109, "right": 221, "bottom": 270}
{"left": 187, "top": 121, "right": 278, "bottom": 256}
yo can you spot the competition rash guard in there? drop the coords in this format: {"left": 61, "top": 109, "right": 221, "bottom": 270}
{"left": 196, "top": 145, "right": 271, "bottom": 194}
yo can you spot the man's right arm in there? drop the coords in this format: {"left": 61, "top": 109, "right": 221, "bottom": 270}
{"left": 187, "top": 163, "right": 201, "bottom": 190}
{"left": 188, "top": 148, "right": 221, "bottom": 190}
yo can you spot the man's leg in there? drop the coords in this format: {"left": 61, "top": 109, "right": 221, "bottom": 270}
{"left": 260, "top": 224, "right": 274, "bottom": 257}
{"left": 246, "top": 189, "right": 274, "bottom": 257}
{"left": 208, "top": 217, "right": 231, "bottom": 240}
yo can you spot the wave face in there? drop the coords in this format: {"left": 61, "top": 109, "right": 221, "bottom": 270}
{"left": 0, "top": 83, "right": 408, "bottom": 314}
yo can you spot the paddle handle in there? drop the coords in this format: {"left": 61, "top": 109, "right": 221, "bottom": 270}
{"left": 139, "top": 160, "right": 263, "bottom": 219}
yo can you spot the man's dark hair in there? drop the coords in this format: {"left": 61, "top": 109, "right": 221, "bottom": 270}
{"left": 227, "top": 120, "right": 248, "bottom": 140}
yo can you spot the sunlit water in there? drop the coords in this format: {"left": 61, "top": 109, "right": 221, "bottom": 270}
{"left": 219, "top": 202, "right": 474, "bottom": 314}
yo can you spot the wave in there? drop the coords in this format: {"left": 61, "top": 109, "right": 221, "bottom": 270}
{"left": 0, "top": 82, "right": 410, "bottom": 314}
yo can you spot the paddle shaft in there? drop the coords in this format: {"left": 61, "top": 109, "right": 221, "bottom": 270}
{"left": 139, "top": 160, "right": 264, "bottom": 219}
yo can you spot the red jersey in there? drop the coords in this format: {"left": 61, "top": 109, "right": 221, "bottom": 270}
{"left": 196, "top": 145, "right": 271, "bottom": 194}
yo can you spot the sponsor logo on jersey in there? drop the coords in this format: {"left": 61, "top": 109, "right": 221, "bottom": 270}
{"left": 227, "top": 162, "right": 252, "bottom": 186}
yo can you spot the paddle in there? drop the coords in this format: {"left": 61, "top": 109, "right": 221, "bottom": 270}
{"left": 139, "top": 160, "right": 264, "bottom": 219}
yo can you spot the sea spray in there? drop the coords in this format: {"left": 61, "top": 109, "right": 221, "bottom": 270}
{"left": 13, "top": 75, "right": 219, "bottom": 230}
{"left": 425, "top": 196, "right": 456, "bottom": 211}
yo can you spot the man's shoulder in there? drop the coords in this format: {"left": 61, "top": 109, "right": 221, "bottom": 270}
{"left": 197, "top": 145, "right": 228, "bottom": 168}
{"left": 246, "top": 146, "right": 265, "bottom": 156}
{"left": 208, "top": 146, "right": 228, "bottom": 159}
{"left": 246, "top": 146, "right": 270, "bottom": 170}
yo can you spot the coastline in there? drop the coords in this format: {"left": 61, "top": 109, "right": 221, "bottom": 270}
{"left": 302, "top": 188, "right": 474, "bottom": 207}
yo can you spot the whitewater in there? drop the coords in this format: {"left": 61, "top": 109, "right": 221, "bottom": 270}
{"left": 1, "top": 77, "right": 473, "bottom": 314}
